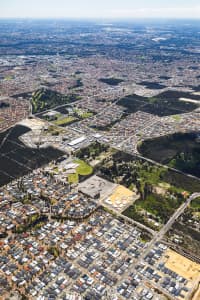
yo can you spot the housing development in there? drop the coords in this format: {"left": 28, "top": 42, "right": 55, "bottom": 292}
{"left": 0, "top": 19, "right": 200, "bottom": 300}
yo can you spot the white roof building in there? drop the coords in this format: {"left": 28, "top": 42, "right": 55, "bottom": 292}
{"left": 68, "top": 136, "right": 86, "bottom": 146}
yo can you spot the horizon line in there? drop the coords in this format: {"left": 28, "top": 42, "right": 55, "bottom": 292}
{"left": 0, "top": 16, "right": 200, "bottom": 21}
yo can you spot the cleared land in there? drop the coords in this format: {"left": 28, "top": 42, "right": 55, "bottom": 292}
{"left": 164, "top": 249, "right": 200, "bottom": 283}
{"left": 192, "top": 285, "right": 200, "bottom": 300}
{"left": 19, "top": 118, "right": 46, "bottom": 130}
{"left": 104, "top": 185, "right": 138, "bottom": 212}
{"left": 180, "top": 97, "right": 200, "bottom": 104}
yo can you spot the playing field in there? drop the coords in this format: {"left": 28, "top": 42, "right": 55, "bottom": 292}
{"left": 68, "top": 159, "right": 93, "bottom": 183}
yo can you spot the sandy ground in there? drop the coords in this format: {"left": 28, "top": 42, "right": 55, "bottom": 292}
{"left": 104, "top": 185, "right": 137, "bottom": 212}
{"left": 192, "top": 92, "right": 200, "bottom": 96}
{"left": 18, "top": 118, "right": 46, "bottom": 130}
{"left": 192, "top": 285, "right": 200, "bottom": 300}
{"left": 110, "top": 185, "right": 133, "bottom": 202}
{"left": 179, "top": 97, "right": 200, "bottom": 104}
{"left": 164, "top": 249, "right": 200, "bottom": 282}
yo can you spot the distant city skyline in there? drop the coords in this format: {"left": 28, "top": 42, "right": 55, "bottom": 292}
{"left": 0, "top": 0, "right": 200, "bottom": 19}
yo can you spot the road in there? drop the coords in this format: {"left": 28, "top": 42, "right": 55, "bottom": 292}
{"left": 33, "top": 99, "right": 83, "bottom": 117}
{"left": 101, "top": 192, "right": 200, "bottom": 249}
{"left": 136, "top": 153, "right": 200, "bottom": 183}
{"left": 114, "top": 192, "right": 200, "bottom": 300}
{"left": 102, "top": 203, "right": 156, "bottom": 236}
{"left": 0, "top": 125, "right": 15, "bottom": 150}
{"left": 138, "top": 192, "right": 200, "bottom": 263}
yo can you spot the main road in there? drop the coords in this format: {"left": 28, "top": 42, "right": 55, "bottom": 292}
{"left": 113, "top": 192, "right": 200, "bottom": 300}
{"left": 138, "top": 192, "right": 200, "bottom": 263}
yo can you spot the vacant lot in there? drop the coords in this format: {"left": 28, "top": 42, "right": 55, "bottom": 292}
{"left": 104, "top": 185, "right": 137, "bottom": 212}
{"left": 164, "top": 249, "right": 200, "bottom": 283}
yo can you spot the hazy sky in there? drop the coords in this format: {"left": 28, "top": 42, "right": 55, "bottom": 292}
{"left": 1, "top": 0, "right": 200, "bottom": 19}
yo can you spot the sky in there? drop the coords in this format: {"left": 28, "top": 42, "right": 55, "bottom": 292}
{"left": 0, "top": 0, "right": 200, "bottom": 19}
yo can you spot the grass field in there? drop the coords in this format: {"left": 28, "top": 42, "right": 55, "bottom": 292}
{"left": 45, "top": 125, "right": 65, "bottom": 135}
{"left": 190, "top": 197, "right": 200, "bottom": 210}
{"left": 79, "top": 112, "right": 93, "bottom": 119}
{"left": 148, "top": 97, "right": 158, "bottom": 104}
{"left": 53, "top": 116, "right": 78, "bottom": 126}
{"left": 134, "top": 192, "right": 184, "bottom": 224}
{"left": 172, "top": 114, "right": 182, "bottom": 121}
{"left": 4, "top": 75, "right": 14, "bottom": 80}
{"left": 68, "top": 159, "right": 93, "bottom": 184}
{"left": 74, "top": 109, "right": 93, "bottom": 119}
